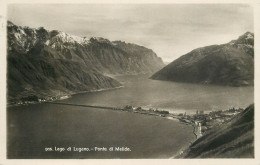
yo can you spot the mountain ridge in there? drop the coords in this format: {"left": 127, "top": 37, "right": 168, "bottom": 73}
{"left": 7, "top": 21, "right": 164, "bottom": 104}
{"left": 151, "top": 32, "right": 254, "bottom": 86}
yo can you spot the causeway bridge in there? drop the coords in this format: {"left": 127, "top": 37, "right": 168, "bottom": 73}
{"left": 44, "top": 102, "right": 124, "bottom": 110}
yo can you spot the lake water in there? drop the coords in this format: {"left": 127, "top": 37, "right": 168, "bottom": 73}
{"left": 61, "top": 75, "right": 254, "bottom": 113}
{"left": 7, "top": 75, "right": 254, "bottom": 158}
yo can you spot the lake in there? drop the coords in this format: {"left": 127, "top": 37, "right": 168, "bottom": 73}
{"left": 61, "top": 74, "right": 254, "bottom": 113}
{"left": 7, "top": 75, "right": 254, "bottom": 158}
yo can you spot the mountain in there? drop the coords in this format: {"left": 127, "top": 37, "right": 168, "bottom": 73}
{"left": 7, "top": 21, "right": 164, "bottom": 104}
{"left": 179, "top": 104, "right": 254, "bottom": 158}
{"left": 151, "top": 32, "right": 254, "bottom": 86}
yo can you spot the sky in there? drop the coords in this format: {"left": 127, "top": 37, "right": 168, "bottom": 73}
{"left": 8, "top": 4, "right": 253, "bottom": 62}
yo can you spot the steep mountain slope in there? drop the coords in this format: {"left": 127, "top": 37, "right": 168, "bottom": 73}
{"left": 179, "top": 104, "right": 254, "bottom": 158}
{"left": 7, "top": 21, "right": 164, "bottom": 104}
{"left": 151, "top": 32, "right": 254, "bottom": 86}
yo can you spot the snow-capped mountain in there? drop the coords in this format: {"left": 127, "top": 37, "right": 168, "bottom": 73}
{"left": 7, "top": 21, "right": 164, "bottom": 103}
{"left": 151, "top": 32, "right": 254, "bottom": 86}
{"left": 228, "top": 32, "right": 254, "bottom": 57}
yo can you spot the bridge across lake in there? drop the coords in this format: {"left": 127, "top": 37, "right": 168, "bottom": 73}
{"left": 44, "top": 102, "right": 124, "bottom": 110}
{"left": 44, "top": 102, "right": 201, "bottom": 139}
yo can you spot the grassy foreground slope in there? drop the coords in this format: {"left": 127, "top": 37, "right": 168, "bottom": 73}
{"left": 179, "top": 104, "right": 254, "bottom": 158}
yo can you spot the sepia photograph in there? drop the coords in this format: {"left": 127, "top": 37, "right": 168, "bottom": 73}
{"left": 1, "top": 2, "right": 258, "bottom": 161}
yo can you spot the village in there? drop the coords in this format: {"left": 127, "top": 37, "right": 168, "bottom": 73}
{"left": 177, "top": 107, "right": 244, "bottom": 134}
{"left": 122, "top": 105, "right": 244, "bottom": 138}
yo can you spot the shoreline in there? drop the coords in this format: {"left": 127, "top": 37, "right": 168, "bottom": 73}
{"left": 8, "top": 82, "right": 239, "bottom": 159}
{"left": 7, "top": 85, "right": 124, "bottom": 108}
{"left": 7, "top": 84, "right": 199, "bottom": 158}
{"left": 171, "top": 122, "right": 201, "bottom": 158}
{"left": 40, "top": 101, "right": 199, "bottom": 158}
{"left": 42, "top": 101, "right": 198, "bottom": 159}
